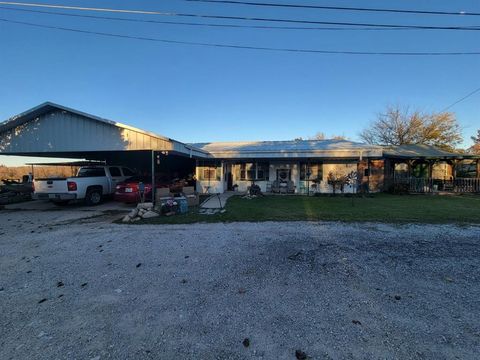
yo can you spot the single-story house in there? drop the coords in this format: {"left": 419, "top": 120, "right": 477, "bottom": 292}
{"left": 192, "top": 141, "right": 480, "bottom": 194}
{"left": 1, "top": 102, "right": 479, "bottom": 195}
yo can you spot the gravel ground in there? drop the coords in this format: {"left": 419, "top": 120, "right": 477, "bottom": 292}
{"left": 1, "top": 209, "right": 480, "bottom": 360}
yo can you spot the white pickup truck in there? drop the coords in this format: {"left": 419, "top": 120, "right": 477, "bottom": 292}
{"left": 33, "top": 166, "right": 136, "bottom": 205}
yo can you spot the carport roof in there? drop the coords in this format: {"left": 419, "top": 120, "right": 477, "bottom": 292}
{"left": 0, "top": 102, "right": 210, "bottom": 157}
{"left": 1, "top": 102, "right": 168, "bottom": 142}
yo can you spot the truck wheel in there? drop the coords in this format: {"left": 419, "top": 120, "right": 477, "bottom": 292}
{"left": 85, "top": 189, "right": 102, "bottom": 206}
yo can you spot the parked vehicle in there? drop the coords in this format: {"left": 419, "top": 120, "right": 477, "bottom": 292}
{"left": 33, "top": 166, "right": 135, "bottom": 205}
{"left": 0, "top": 177, "right": 34, "bottom": 205}
{"left": 114, "top": 176, "right": 188, "bottom": 204}
{"left": 114, "top": 176, "right": 171, "bottom": 203}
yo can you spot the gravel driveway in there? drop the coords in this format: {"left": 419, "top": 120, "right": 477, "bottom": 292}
{"left": 1, "top": 209, "right": 479, "bottom": 360}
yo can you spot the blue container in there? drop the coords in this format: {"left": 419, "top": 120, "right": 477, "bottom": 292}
{"left": 176, "top": 197, "right": 188, "bottom": 214}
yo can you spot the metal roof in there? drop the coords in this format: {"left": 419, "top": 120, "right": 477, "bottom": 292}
{"left": 190, "top": 139, "right": 384, "bottom": 159}
{"left": 0, "top": 102, "right": 209, "bottom": 158}
{"left": 2, "top": 103, "right": 475, "bottom": 162}
{"left": 0, "top": 102, "right": 167, "bottom": 140}
{"left": 25, "top": 160, "right": 106, "bottom": 167}
{"left": 383, "top": 144, "right": 475, "bottom": 159}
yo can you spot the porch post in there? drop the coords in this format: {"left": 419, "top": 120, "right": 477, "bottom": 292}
{"left": 221, "top": 160, "right": 225, "bottom": 194}
{"left": 407, "top": 160, "right": 414, "bottom": 177}
{"left": 428, "top": 160, "right": 434, "bottom": 179}
{"left": 367, "top": 159, "right": 371, "bottom": 192}
{"left": 452, "top": 159, "right": 459, "bottom": 179}
{"left": 151, "top": 150, "right": 155, "bottom": 206}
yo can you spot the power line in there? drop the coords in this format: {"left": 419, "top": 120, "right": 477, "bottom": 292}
{"left": 0, "top": 2, "right": 479, "bottom": 31}
{"left": 442, "top": 87, "right": 480, "bottom": 112}
{"left": 186, "top": 0, "right": 480, "bottom": 17}
{"left": 0, "top": 6, "right": 423, "bottom": 31}
{"left": 2, "top": 17, "right": 480, "bottom": 56}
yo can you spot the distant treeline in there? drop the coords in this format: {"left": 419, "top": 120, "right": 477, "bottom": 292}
{"left": 0, "top": 165, "right": 76, "bottom": 181}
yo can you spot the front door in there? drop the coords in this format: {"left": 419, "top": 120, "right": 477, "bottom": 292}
{"left": 276, "top": 169, "right": 291, "bottom": 181}
{"left": 224, "top": 163, "right": 233, "bottom": 191}
{"left": 227, "top": 172, "right": 233, "bottom": 190}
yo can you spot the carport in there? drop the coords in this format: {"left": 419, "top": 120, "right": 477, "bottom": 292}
{"left": 0, "top": 102, "right": 211, "bottom": 202}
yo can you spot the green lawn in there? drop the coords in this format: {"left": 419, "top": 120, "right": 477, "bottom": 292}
{"left": 138, "top": 194, "right": 480, "bottom": 225}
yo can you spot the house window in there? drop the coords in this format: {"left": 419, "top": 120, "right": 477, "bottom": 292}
{"left": 256, "top": 162, "right": 269, "bottom": 181}
{"left": 203, "top": 169, "right": 217, "bottom": 180}
{"left": 238, "top": 164, "right": 246, "bottom": 180}
{"left": 236, "top": 162, "right": 269, "bottom": 181}
{"left": 300, "top": 162, "right": 323, "bottom": 181}
{"left": 197, "top": 161, "right": 221, "bottom": 181}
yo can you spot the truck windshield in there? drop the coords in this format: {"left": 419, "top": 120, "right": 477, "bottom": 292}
{"left": 77, "top": 167, "right": 106, "bottom": 177}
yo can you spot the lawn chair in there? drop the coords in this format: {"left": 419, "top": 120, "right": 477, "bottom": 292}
{"left": 287, "top": 180, "right": 296, "bottom": 194}
{"left": 271, "top": 180, "right": 281, "bottom": 193}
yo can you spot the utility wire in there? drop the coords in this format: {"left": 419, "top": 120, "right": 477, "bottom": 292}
{"left": 1, "top": 17, "right": 480, "bottom": 56}
{"left": 186, "top": 0, "right": 480, "bottom": 17}
{"left": 0, "top": 2, "right": 479, "bottom": 31}
{"left": 442, "top": 87, "right": 480, "bottom": 112}
{"left": 0, "top": 6, "right": 423, "bottom": 31}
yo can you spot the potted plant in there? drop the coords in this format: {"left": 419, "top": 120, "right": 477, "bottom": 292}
{"left": 161, "top": 199, "right": 178, "bottom": 216}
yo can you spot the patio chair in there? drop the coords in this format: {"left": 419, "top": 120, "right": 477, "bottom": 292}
{"left": 271, "top": 180, "right": 281, "bottom": 193}
{"left": 287, "top": 180, "right": 296, "bottom": 194}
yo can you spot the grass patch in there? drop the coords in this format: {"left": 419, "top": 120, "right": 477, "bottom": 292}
{"left": 138, "top": 194, "right": 480, "bottom": 225}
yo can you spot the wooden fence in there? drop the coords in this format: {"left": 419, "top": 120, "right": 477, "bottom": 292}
{"left": 392, "top": 177, "right": 480, "bottom": 193}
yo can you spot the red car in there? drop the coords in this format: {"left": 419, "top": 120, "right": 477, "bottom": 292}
{"left": 114, "top": 176, "right": 164, "bottom": 203}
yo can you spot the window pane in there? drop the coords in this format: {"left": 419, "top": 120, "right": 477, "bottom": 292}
{"left": 78, "top": 167, "right": 106, "bottom": 177}
{"left": 256, "top": 162, "right": 269, "bottom": 180}
{"left": 300, "top": 162, "right": 323, "bottom": 181}
{"left": 202, "top": 169, "right": 215, "bottom": 180}
{"left": 109, "top": 167, "right": 121, "bottom": 177}
{"left": 122, "top": 167, "right": 135, "bottom": 176}
{"left": 198, "top": 161, "right": 221, "bottom": 181}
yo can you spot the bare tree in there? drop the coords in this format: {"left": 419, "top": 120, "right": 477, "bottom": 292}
{"left": 331, "top": 134, "right": 348, "bottom": 140}
{"left": 360, "top": 105, "right": 462, "bottom": 151}
{"left": 309, "top": 132, "right": 348, "bottom": 141}
{"left": 470, "top": 130, "right": 480, "bottom": 154}
{"left": 312, "top": 132, "right": 326, "bottom": 140}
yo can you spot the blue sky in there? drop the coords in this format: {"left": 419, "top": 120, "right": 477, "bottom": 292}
{"left": 0, "top": 0, "right": 479, "bottom": 166}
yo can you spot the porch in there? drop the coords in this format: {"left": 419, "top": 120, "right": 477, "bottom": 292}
{"left": 392, "top": 177, "right": 480, "bottom": 194}
{"left": 195, "top": 159, "right": 371, "bottom": 195}
{"left": 385, "top": 154, "right": 480, "bottom": 194}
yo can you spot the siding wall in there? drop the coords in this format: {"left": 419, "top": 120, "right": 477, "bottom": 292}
{"left": 0, "top": 110, "right": 204, "bottom": 157}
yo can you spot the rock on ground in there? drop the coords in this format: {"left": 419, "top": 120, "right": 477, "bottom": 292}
{"left": 1, "top": 210, "right": 479, "bottom": 359}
